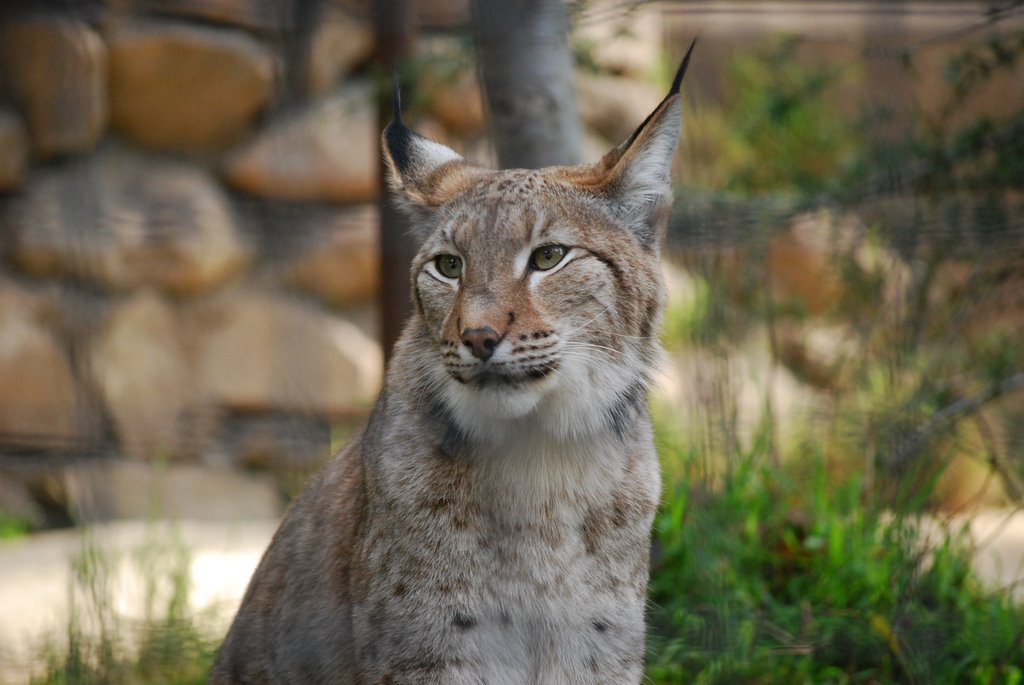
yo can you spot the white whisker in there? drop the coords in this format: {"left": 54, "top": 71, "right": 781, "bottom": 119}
{"left": 563, "top": 341, "right": 627, "bottom": 358}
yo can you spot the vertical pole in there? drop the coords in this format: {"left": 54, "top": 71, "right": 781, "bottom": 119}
{"left": 373, "top": 0, "right": 417, "bottom": 364}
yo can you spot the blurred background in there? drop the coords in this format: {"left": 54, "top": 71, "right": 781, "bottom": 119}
{"left": 0, "top": 1, "right": 1022, "bottom": 683}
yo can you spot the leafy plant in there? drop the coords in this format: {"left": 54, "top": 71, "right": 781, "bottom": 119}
{"left": 677, "top": 36, "right": 865, "bottom": 196}
{"left": 646, "top": 417, "right": 1024, "bottom": 684}
{"left": 909, "top": 30, "right": 1024, "bottom": 192}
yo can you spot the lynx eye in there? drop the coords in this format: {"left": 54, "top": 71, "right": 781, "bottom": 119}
{"left": 435, "top": 254, "right": 463, "bottom": 279}
{"left": 530, "top": 245, "right": 567, "bottom": 271}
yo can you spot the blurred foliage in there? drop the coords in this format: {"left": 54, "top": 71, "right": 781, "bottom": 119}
{"left": 677, "top": 29, "right": 1024, "bottom": 197}
{"left": 646, "top": 413, "right": 1024, "bottom": 684}
{"left": 652, "top": 25, "right": 1024, "bottom": 680}
{"left": 678, "top": 36, "right": 865, "bottom": 195}
{"left": 913, "top": 30, "right": 1024, "bottom": 192}
{"left": 668, "top": 23, "right": 1024, "bottom": 504}
{"left": 722, "top": 37, "right": 865, "bottom": 195}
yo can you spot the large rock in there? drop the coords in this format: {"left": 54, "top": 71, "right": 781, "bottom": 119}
{"left": 108, "top": 0, "right": 296, "bottom": 33}
{"left": 270, "top": 203, "right": 380, "bottom": 305}
{"left": 765, "top": 210, "right": 846, "bottom": 315}
{"left": 0, "top": 281, "right": 88, "bottom": 448}
{"left": 306, "top": 9, "right": 374, "bottom": 96}
{"left": 188, "top": 292, "right": 382, "bottom": 413}
{"left": 223, "top": 84, "right": 377, "bottom": 202}
{"left": 426, "top": 68, "right": 485, "bottom": 135}
{"left": 0, "top": 108, "right": 29, "bottom": 190}
{"left": 107, "top": 21, "right": 275, "bottom": 151}
{"left": 414, "top": 0, "right": 471, "bottom": 27}
{"left": 0, "top": 18, "right": 107, "bottom": 157}
{"left": 415, "top": 36, "right": 484, "bottom": 135}
{"left": 62, "top": 460, "right": 284, "bottom": 522}
{"left": 775, "top": 322, "right": 858, "bottom": 391}
{"left": 766, "top": 209, "right": 909, "bottom": 317}
{"left": 90, "top": 292, "right": 197, "bottom": 461}
{"left": 7, "top": 147, "right": 253, "bottom": 295}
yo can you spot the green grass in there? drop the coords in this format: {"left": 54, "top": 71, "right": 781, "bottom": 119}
{"left": 645, "top": 418, "right": 1024, "bottom": 684}
{"left": 25, "top": 527, "right": 219, "bottom": 685}
{"left": 0, "top": 511, "right": 31, "bottom": 540}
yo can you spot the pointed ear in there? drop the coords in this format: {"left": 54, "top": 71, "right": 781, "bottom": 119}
{"left": 586, "top": 39, "right": 696, "bottom": 247}
{"left": 382, "top": 83, "right": 484, "bottom": 216}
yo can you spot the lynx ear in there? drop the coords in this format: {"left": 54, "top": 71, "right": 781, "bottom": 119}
{"left": 588, "top": 39, "right": 696, "bottom": 247}
{"left": 382, "top": 83, "right": 483, "bottom": 213}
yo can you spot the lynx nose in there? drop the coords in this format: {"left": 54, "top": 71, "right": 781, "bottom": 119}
{"left": 461, "top": 326, "right": 500, "bottom": 362}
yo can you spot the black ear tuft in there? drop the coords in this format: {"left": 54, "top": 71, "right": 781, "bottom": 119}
{"left": 384, "top": 117, "right": 413, "bottom": 177}
{"left": 385, "top": 77, "right": 413, "bottom": 174}
{"left": 584, "top": 41, "right": 692, "bottom": 248}
{"left": 669, "top": 37, "right": 698, "bottom": 97}
{"left": 381, "top": 90, "right": 473, "bottom": 213}
{"left": 611, "top": 39, "right": 696, "bottom": 156}
{"left": 392, "top": 74, "right": 403, "bottom": 124}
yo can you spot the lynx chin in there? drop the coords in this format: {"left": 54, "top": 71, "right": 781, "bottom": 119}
{"left": 211, "top": 41, "right": 696, "bottom": 685}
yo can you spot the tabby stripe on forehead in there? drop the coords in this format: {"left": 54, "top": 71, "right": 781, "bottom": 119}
{"left": 529, "top": 208, "right": 550, "bottom": 244}
{"left": 441, "top": 223, "right": 452, "bottom": 242}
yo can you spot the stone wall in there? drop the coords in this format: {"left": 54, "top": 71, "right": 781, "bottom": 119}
{"left": 0, "top": 2, "right": 401, "bottom": 527}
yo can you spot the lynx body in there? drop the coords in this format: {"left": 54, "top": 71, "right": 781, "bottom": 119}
{"left": 210, "top": 45, "right": 694, "bottom": 685}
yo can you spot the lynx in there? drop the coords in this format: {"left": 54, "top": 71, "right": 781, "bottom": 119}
{"left": 210, "top": 42, "right": 695, "bottom": 685}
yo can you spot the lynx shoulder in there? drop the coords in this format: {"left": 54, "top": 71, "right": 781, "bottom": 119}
{"left": 210, "top": 42, "right": 695, "bottom": 685}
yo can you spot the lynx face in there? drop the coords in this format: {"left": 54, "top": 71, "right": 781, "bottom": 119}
{"left": 385, "top": 67, "right": 687, "bottom": 446}
{"left": 411, "top": 171, "right": 665, "bottom": 442}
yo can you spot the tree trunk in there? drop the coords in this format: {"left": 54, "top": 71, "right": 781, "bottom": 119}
{"left": 471, "top": 0, "right": 584, "bottom": 169}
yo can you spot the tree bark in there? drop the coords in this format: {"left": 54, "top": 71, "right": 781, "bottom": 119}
{"left": 471, "top": 0, "right": 584, "bottom": 169}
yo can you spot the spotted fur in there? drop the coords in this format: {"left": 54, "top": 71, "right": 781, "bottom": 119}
{"left": 211, "top": 44, "right": 694, "bottom": 685}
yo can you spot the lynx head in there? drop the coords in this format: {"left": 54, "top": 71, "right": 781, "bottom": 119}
{"left": 383, "top": 43, "right": 694, "bottom": 446}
